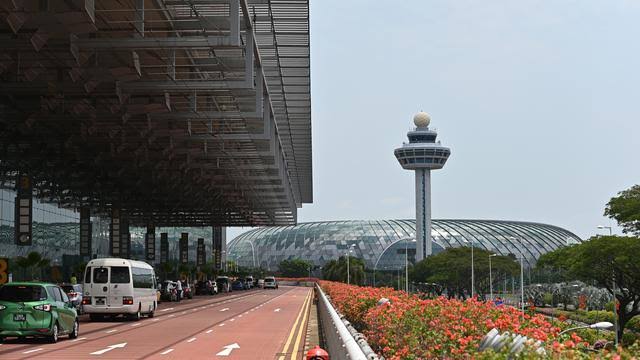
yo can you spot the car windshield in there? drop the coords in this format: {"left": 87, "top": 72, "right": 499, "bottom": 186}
{"left": 0, "top": 285, "right": 47, "bottom": 302}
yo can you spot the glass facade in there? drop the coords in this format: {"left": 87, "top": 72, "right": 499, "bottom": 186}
{"left": 0, "top": 189, "right": 217, "bottom": 264}
{"left": 227, "top": 219, "right": 582, "bottom": 270}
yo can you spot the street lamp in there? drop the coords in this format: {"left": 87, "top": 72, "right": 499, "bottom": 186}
{"left": 489, "top": 254, "right": 498, "bottom": 301}
{"left": 461, "top": 237, "right": 475, "bottom": 297}
{"left": 559, "top": 322, "right": 614, "bottom": 335}
{"left": 596, "top": 225, "right": 618, "bottom": 347}
{"left": 510, "top": 236, "right": 525, "bottom": 314}
{"left": 346, "top": 244, "right": 356, "bottom": 285}
{"left": 405, "top": 238, "right": 416, "bottom": 293}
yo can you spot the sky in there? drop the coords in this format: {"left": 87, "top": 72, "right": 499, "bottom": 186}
{"left": 229, "top": 0, "right": 640, "bottom": 241}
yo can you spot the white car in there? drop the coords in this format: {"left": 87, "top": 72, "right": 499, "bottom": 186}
{"left": 82, "top": 258, "right": 157, "bottom": 321}
{"left": 264, "top": 277, "right": 278, "bottom": 289}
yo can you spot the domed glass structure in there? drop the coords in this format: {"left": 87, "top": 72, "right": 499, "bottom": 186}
{"left": 227, "top": 219, "right": 581, "bottom": 270}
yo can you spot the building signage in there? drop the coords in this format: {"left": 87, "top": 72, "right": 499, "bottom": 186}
{"left": 197, "top": 238, "right": 205, "bottom": 266}
{"left": 213, "top": 227, "right": 223, "bottom": 270}
{"left": 109, "top": 209, "right": 121, "bottom": 256}
{"left": 180, "top": 233, "right": 189, "bottom": 264}
{"left": 79, "top": 208, "right": 92, "bottom": 257}
{"left": 14, "top": 174, "right": 32, "bottom": 246}
{"left": 146, "top": 225, "right": 156, "bottom": 261}
{"left": 160, "top": 233, "right": 168, "bottom": 264}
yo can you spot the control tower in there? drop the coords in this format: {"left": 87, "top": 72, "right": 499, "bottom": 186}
{"left": 394, "top": 112, "right": 451, "bottom": 262}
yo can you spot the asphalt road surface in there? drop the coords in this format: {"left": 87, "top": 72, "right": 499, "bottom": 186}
{"left": 0, "top": 286, "right": 312, "bottom": 360}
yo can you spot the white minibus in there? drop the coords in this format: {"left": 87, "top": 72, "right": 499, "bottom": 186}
{"left": 82, "top": 258, "right": 157, "bottom": 321}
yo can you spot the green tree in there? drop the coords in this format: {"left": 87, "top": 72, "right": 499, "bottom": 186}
{"left": 15, "top": 251, "right": 50, "bottom": 280}
{"left": 538, "top": 236, "right": 640, "bottom": 340}
{"left": 278, "top": 259, "right": 313, "bottom": 278}
{"left": 410, "top": 247, "right": 519, "bottom": 299}
{"left": 605, "top": 184, "right": 640, "bottom": 236}
{"left": 322, "top": 256, "right": 365, "bottom": 285}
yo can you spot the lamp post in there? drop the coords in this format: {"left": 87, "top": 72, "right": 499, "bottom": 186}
{"left": 462, "top": 237, "right": 475, "bottom": 297}
{"left": 510, "top": 236, "right": 525, "bottom": 314}
{"left": 559, "top": 322, "right": 614, "bottom": 335}
{"left": 346, "top": 244, "right": 355, "bottom": 285}
{"left": 597, "top": 225, "right": 618, "bottom": 346}
{"left": 405, "top": 238, "right": 416, "bottom": 293}
{"left": 489, "top": 254, "right": 498, "bottom": 301}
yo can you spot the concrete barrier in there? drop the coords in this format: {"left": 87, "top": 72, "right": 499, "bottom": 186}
{"left": 315, "top": 284, "right": 379, "bottom": 360}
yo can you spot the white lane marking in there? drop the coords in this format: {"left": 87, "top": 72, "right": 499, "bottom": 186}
{"left": 219, "top": 323, "right": 225, "bottom": 327}
{"left": 168, "top": 314, "right": 175, "bottom": 317}
{"left": 238, "top": 314, "right": 243, "bottom": 318}
{"left": 206, "top": 329, "right": 213, "bottom": 334}
{"left": 187, "top": 337, "right": 196, "bottom": 343}
{"left": 230, "top": 318, "right": 235, "bottom": 322}
{"left": 131, "top": 323, "right": 141, "bottom": 327}
{"left": 23, "top": 348, "right": 44, "bottom": 354}
{"left": 105, "top": 329, "right": 118, "bottom": 334}
{"left": 200, "top": 306, "right": 206, "bottom": 309}
{"left": 220, "top": 308, "right": 229, "bottom": 312}
{"left": 71, "top": 337, "right": 88, "bottom": 342}
{"left": 216, "top": 343, "right": 240, "bottom": 356}
{"left": 160, "top": 308, "right": 174, "bottom": 312}
{"left": 152, "top": 318, "right": 160, "bottom": 322}
{"left": 274, "top": 308, "right": 281, "bottom": 312}
{"left": 192, "top": 309, "right": 197, "bottom": 312}
{"left": 90, "top": 342, "right": 127, "bottom": 355}
{"left": 181, "top": 311, "right": 187, "bottom": 315}
{"left": 160, "top": 349, "right": 174, "bottom": 355}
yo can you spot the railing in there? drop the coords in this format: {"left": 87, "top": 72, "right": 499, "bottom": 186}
{"left": 315, "top": 284, "right": 379, "bottom": 360}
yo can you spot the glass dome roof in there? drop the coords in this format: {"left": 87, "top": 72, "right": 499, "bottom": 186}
{"left": 227, "top": 219, "right": 581, "bottom": 270}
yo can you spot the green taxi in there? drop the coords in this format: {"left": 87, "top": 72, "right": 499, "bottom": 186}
{"left": 0, "top": 282, "right": 79, "bottom": 343}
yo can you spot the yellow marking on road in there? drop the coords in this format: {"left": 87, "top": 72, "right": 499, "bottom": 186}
{"left": 291, "top": 289, "right": 312, "bottom": 360}
{"left": 278, "top": 290, "right": 311, "bottom": 360}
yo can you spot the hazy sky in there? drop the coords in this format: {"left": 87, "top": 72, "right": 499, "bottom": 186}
{"left": 229, "top": 0, "right": 640, "bottom": 241}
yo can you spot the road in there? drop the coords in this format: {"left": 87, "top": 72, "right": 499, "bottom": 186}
{"left": 0, "top": 286, "right": 313, "bottom": 360}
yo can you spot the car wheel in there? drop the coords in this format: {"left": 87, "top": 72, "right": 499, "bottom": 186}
{"left": 148, "top": 304, "right": 155, "bottom": 318}
{"left": 49, "top": 323, "right": 59, "bottom": 343}
{"left": 130, "top": 306, "right": 141, "bottom": 321}
{"left": 69, "top": 320, "right": 79, "bottom": 339}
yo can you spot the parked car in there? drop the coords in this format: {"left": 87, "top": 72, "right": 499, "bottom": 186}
{"left": 257, "top": 279, "right": 265, "bottom": 288}
{"left": 195, "top": 280, "right": 217, "bottom": 295}
{"left": 216, "top": 276, "right": 231, "bottom": 293}
{"left": 0, "top": 282, "right": 79, "bottom": 343}
{"left": 264, "top": 276, "right": 278, "bottom": 289}
{"left": 245, "top": 276, "right": 254, "bottom": 289}
{"left": 231, "top": 280, "right": 245, "bottom": 291}
{"left": 60, "top": 283, "right": 84, "bottom": 315}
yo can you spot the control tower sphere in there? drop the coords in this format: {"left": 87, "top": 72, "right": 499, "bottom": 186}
{"left": 413, "top": 112, "right": 431, "bottom": 128}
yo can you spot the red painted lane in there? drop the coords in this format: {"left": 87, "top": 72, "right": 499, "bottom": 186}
{"left": 146, "top": 286, "right": 311, "bottom": 360}
{"left": 0, "top": 289, "right": 260, "bottom": 356}
{"left": 0, "top": 288, "right": 287, "bottom": 359}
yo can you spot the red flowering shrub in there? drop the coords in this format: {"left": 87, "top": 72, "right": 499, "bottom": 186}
{"left": 320, "top": 281, "right": 639, "bottom": 359}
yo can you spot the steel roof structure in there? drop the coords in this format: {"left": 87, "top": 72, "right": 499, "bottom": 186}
{"left": 0, "top": 0, "right": 312, "bottom": 226}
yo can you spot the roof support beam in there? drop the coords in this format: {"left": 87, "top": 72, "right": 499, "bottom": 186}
{"left": 72, "top": 36, "right": 240, "bottom": 50}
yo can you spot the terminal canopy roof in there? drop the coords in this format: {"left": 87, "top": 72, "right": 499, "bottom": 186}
{"left": 0, "top": 0, "right": 312, "bottom": 226}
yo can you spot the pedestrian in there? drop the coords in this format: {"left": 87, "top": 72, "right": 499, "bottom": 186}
{"left": 70, "top": 273, "right": 77, "bottom": 285}
{"left": 176, "top": 279, "right": 183, "bottom": 301}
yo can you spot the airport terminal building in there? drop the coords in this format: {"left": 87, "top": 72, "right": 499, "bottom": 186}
{"left": 227, "top": 219, "right": 582, "bottom": 271}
